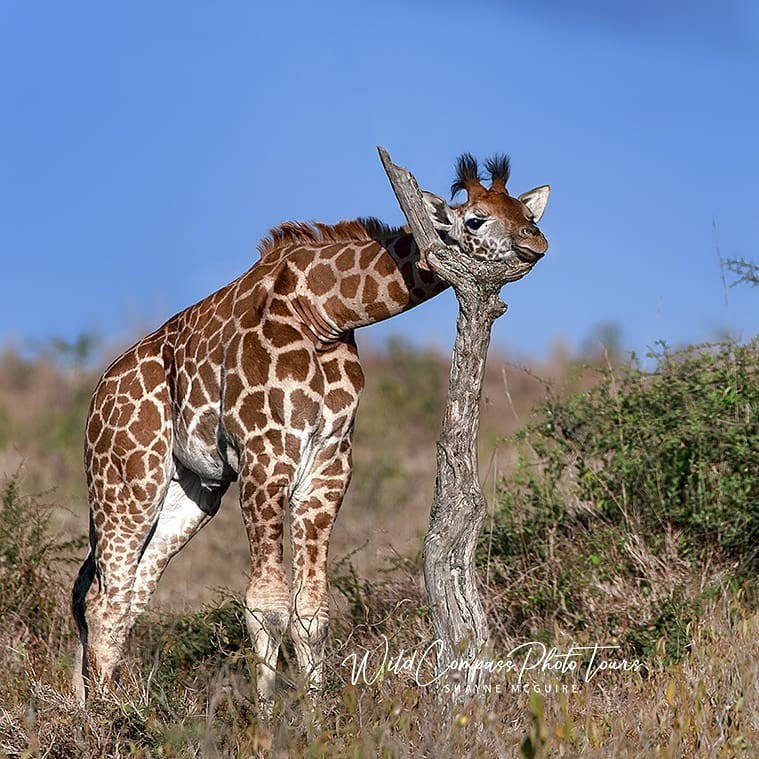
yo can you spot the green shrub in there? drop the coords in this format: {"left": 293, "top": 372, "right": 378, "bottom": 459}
{"left": 133, "top": 595, "right": 249, "bottom": 690}
{"left": 482, "top": 339, "right": 758, "bottom": 660}
{"left": 0, "top": 475, "right": 82, "bottom": 649}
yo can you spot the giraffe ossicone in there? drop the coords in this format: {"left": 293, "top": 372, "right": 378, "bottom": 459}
{"left": 72, "top": 153, "right": 550, "bottom": 709}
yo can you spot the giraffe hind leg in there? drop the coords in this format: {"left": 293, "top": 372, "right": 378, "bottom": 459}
{"left": 73, "top": 467, "right": 171, "bottom": 702}
{"left": 72, "top": 462, "right": 225, "bottom": 704}
{"left": 128, "top": 461, "right": 227, "bottom": 626}
{"left": 74, "top": 341, "right": 177, "bottom": 703}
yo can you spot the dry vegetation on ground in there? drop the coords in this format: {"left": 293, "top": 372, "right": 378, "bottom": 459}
{"left": 0, "top": 334, "right": 755, "bottom": 756}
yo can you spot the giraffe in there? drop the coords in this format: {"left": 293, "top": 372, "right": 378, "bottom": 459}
{"left": 72, "top": 152, "right": 550, "bottom": 708}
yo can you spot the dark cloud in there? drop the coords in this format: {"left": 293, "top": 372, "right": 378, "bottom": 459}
{"left": 515, "top": 0, "right": 756, "bottom": 48}
{"left": 416, "top": 0, "right": 758, "bottom": 50}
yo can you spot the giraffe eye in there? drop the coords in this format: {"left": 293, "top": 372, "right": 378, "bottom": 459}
{"left": 465, "top": 217, "right": 486, "bottom": 231}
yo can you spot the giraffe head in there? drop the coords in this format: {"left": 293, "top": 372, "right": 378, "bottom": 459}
{"left": 422, "top": 153, "right": 550, "bottom": 270}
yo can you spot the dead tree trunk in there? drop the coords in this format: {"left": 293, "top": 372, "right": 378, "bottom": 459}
{"left": 422, "top": 276, "right": 506, "bottom": 692}
{"left": 378, "top": 147, "right": 530, "bottom": 695}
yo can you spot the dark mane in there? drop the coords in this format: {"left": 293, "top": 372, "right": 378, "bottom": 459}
{"left": 257, "top": 217, "right": 405, "bottom": 259}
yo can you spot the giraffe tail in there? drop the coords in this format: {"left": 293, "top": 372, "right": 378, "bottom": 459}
{"left": 71, "top": 511, "right": 97, "bottom": 703}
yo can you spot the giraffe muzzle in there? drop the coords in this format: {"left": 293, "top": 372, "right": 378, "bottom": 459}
{"left": 514, "top": 244, "right": 546, "bottom": 264}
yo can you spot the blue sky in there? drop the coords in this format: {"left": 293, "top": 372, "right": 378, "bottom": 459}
{"left": 2, "top": 1, "right": 757, "bottom": 361}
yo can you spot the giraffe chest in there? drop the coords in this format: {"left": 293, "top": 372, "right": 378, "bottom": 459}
{"left": 172, "top": 336, "right": 363, "bottom": 483}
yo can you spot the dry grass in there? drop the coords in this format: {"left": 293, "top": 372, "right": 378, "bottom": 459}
{"left": 0, "top": 510, "right": 754, "bottom": 757}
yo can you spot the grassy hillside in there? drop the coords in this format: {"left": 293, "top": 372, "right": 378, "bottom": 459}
{"left": 0, "top": 335, "right": 568, "bottom": 602}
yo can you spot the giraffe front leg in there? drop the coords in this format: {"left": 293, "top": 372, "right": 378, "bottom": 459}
{"left": 239, "top": 457, "right": 293, "bottom": 714}
{"left": 289, "top": 437, "right": 352, "bottom": 693}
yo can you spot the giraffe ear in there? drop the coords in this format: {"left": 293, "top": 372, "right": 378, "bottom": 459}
{"left": 518, "top": 185, "right": 551, "bottom": 222}
{"left": 422, "top": 191, "right": 455, "bottom": 231}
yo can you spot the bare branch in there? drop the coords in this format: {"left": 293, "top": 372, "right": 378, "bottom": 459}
{"left": 377, "top": 146, "right": 449, "bottom": 270}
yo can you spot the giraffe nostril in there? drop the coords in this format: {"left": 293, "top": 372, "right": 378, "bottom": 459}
{"left": 522, "top": 226, "right": 539, "bottom": 237}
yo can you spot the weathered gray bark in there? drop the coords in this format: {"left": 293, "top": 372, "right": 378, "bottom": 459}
{"left": 378, "top": 147, "right": 530, "bottom": 696}
{"left": 377, "top": 146, "right": 445, "bottom": 269}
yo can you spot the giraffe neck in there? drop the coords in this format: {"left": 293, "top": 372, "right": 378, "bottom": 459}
{"left": 275, "top": 227, "right": 450, "bottom": 342}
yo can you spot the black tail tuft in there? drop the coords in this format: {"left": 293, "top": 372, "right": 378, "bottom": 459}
{"left": 72, "top": 513, "right": 97, "bottom": 687}
{"left": 72, "top": 551, "right": 95, "bottom": 634}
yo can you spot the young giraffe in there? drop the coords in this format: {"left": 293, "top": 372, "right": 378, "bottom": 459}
{"left": 72, "top": 153, "right": 550, "bottom": 707}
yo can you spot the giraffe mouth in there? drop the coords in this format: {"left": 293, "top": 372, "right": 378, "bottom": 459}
{"left": 514, "top": 245, "right": 545, "bottom": 264}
